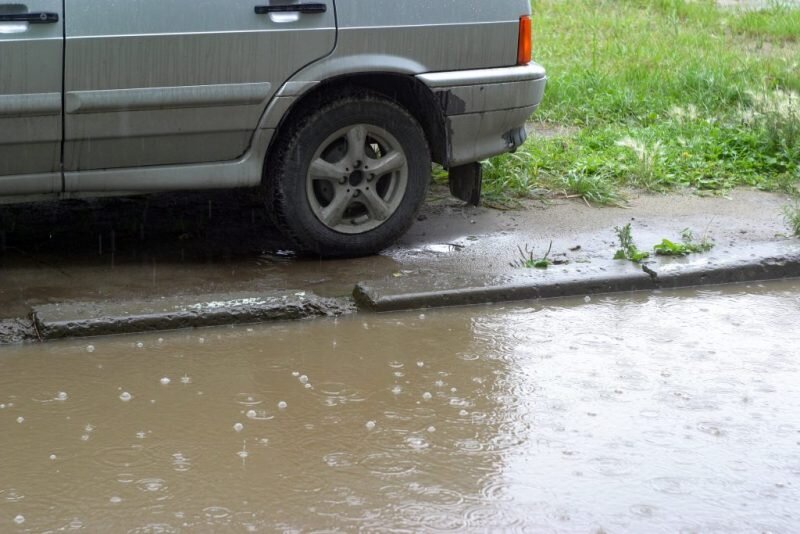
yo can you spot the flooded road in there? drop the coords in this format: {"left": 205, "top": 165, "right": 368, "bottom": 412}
{"left": 2, "top": 281, "right": 800, "bottom": 532}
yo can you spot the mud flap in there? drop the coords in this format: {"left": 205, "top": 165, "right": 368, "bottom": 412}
{"left": 448, "top": 162, "right": 483, "bottom": 207}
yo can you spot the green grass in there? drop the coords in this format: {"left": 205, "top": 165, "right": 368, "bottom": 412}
{"left": 785, "top": 203, "right": 800, "bottom": 236}
{"left": 477, "top": 0, "right": 800, "bottom": 205}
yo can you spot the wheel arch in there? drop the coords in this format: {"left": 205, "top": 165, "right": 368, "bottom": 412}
{"left": 263, "top": 72, "right": 449, "bottom": 182}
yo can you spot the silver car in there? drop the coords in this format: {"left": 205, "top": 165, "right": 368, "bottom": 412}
{"left": 0, "top": 0, "right": 546, "bottom": 256}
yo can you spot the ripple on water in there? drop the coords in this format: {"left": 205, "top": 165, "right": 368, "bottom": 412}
{"left": 360, "top": 453, "right": 418, "bottom": 477}
{"left": 310, "top": 382, "right": 367, "bottom": 407}
{"left": 95, "top": 445, "right": 159, "bottom": 469}
{"left": 397, "top": 504, "right": 467, "bottom": 532}
{"left": 587, "top": 456, "right": 634, "bottom": 477}
{"left": 135, "top": 478, "right": 169, "bottom": 495}
{"left": 234, "top": 393, "right": 266, "bottom": 406}
{"left": 649, "top": 476, "right": 697, "bottom": 495}
{"left": 127, "top": 523, "right": 179, "bottom": 533}
{"left": 323, "top": 452, "right": 357, "bottom": 469}
{"left": 202, "top": 506, "right": 233, "bottom": 526}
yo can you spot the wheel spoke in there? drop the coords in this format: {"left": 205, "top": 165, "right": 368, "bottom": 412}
{"left": 346, "top": 125, "right": 368, "bottom": 164}
{"left": 361, "top": 187, "right": 392, "bottom": 221}
{"left": 310, "top": 158, "right": 346, "bottom": 182}
{"left": 320, "top": 188, "right": 353, "bottom": 227}
{"left": 367, "top": 151, "right": 406, "bottom": 177}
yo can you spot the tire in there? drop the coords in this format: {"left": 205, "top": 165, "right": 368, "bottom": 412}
{"left": 265, "top": 91, "right": 431, "bottom": 258}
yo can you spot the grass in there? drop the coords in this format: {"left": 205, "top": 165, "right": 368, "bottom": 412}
{"left": 613, "top": 223, "right": 650, "bottom": 263}
{"left": 653, "top": 229, "right": 715, "bottom": 256}
{"left": 785, "top": 203, "right": 800, "bottom": 236}
{"left": 474, "top": 0, "right": 800, "bottom": 205}
{"left": 510, "top": 241, "right": 553, "bottom": 269}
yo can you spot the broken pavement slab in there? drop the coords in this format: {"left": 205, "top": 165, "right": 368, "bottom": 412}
{"left": 32, "top": 291, "right": 355, "bottom": 341}
{"left": 354, "top": 243, "right": 800, "bottom": 312}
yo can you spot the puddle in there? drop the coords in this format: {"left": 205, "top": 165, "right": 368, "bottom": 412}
{"left": 1, "top": 280, "right": 799, "bottom": 531}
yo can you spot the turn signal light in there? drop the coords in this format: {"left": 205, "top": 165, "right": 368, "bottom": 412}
{"left": 518, "top": 15, "right": 532, "bottom": 65}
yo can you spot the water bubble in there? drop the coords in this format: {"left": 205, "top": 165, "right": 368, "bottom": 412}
{"left": 85, "top": 423, "right": 95, "bottom": 432}
{"left": 157, "top": 338, "right": 164, "bottom": 343}
{"left": 427, "top": 426, "right": 437, "bottom": 433}
{"left": 110, "top": 496, "right": 122, "bottom": 504}
{"left": 419, "top": 314, "right": 426, "bottom": 320}
{"left": 584, "top": 295, "right": 592, "bottom": 303}
{"left": 49, "top": 454, "right": 57, "bottom": 460}
{"left": 435, "top": 380, "right": 445, "bottom": 388}
{"left": 299, "top": 375, "right": 309, "bottom": 384}
{"left": 198, "top": 337, "right": 205, "bottom": 344}
{"left": 422, "top": 392, "right": 432, "bottom": 401}
{"left": 366, "top": 421, "right": 376, "bottom": 430}
{"left": 278, "top": 401, "right": 287, "bottom": 410}
{"left": 459, "top": 410, "right": 469, "bottom": 417}
{"left": 417, "top": 361, "right": 425, "bottom": 368}
{"left": 160, "top": 377, "right": 171, "bottom": 385}
{"left": 0, "top": 404, "right": 4, "bottom": 409}
{"left": 233, "top": 423, "right": 244, "bottom": 433}
{"left": 87, "top": 345, "right": 95, "bottom": 353}
{"left": 16, "top": 416, "right": 24, "bottom": 423}
{"left": 81, "top": 434, "right": 90, "bottom": 441}
{"left": 292, "top": 371, "right": 299, "bottom": 377}
{"left": 136, "top": 342, "right": 144, "bottom": 349}
{"left": 237, "top": 450, "right": 249, "bottom": 459}
{"left": 119, "top": 392, "right": 133, "bottom": 402}
{"left": 181, "top": 375, "right": 192, "bottom": 384}
{"left": 246, "top": 410, "right": 257, "bottom": 419}
{"left": 56, "top": 391, "right": 68, "bottom": 401}
{"left": 392, "top": 386, "right": 402, "bottom": 395}
{"left": 14, "top": 515, "right": 24, "bottom": 525}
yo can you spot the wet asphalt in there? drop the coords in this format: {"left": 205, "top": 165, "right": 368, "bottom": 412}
{"left": 0, "top": 185, "right": 798, "bottom": 343}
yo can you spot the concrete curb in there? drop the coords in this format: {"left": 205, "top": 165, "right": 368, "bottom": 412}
{"left": 353, "top": 252, "right": 800, "bottom": 312}
{"left": 31, "top": 291, "right": 355, "bottom": 341}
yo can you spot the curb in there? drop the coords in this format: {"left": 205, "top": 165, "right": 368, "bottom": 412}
{"left": 31, "top": 291, "right": 355, "bottom": 341}
{"left": 353, "top": 253, "right": 800, "bottom": 312}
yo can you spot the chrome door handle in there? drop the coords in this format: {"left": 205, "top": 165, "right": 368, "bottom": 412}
{"left": 254, "top": 3, "right": 327, "bottom": 15}
{"left": 0, "top": 12, "right": 59, "bottom": 23}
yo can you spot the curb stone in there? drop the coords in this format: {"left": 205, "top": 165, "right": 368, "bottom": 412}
{"left": 353, "top": 253, "right": 800, "bottom": 312}
{"left": 30, "top": 291, "right": 355, "bottom": 341}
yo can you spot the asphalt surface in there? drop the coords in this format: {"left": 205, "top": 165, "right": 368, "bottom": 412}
{"left": 0, "top": 185, "right": 798, "bottom": 342}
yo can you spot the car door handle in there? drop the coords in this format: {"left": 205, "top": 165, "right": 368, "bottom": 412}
{"left": 0, "top": 12, "right": 59, "bottom": 23}
{"left": 254, "top": 3, "right": 327, "bottom": 15}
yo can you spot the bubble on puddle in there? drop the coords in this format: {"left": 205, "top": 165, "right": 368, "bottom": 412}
{"left": 237, "top": 450, "right": 249, "bottom": 459}
{"left": 584, "top": 295, "right": 592, "bottom": 303}
{"left": 233, "top": 423, "right": 244, "bottom": 433}
{"left": 419, "top": 314, "right": 426, "bottom": 320}
{"left": 136, "top": 431, "right": 147, "bottom": 439}
{"left": 198, "top": 337, "right": 205, "bottom": 344}
{"left": 81, "top": 434, "right": 90, "bottom": 441}
{"left": 299, "top": 375, "right": 309, "bottom": 384}
{"left": 181, "top": 375, "right": 192, "bottom": 384}
{"left": 417, "top": 361, "right": 425, "bottom": 368}
{"left": 16, "top": 416, "right": 24, "bottom": 424}
{"left": 49, "top": 454, "right": 57, "bottom": 460}
{"left": 85, "top": 424, "right": 95, "bottom": 432}
{"left": 119, "top": 392, "right": 133, "bottom": 402}
{"left": 422, "top": 392, "right": 432, "bottom": 401}
{"left": 292, "top": 371, "right": 300, "bottom": 377}
{"left": 427, "top": 426, "right": 437, "bottom": 433}
{"left": 366, "top": 421, "right": 376, "bottom": 430}
{"left": 157, "top": 338, "right": 164, "bottom": 343}
{"left": 110, "top": 496, "right": 122, "bottom": 504}
{"left": 392, "top": 386, "right": 402, "bottom": 395}
{"left": 56, "top": 391, "right": 68, "bottom": 401}
{"left": 160, "top": 377, "right": 171, "bottom": 385}
{"left": 278, "top": 401, "right": 287, "bottom": 410}
{"left": 459, "top": 410, "right": 469, "bottom": 417}
{"left": 246, "top": 410, "right": 257, "bottom": 419}
{"left": 0, "top": 404, "right": 5, "bottom": 409}
{"left": 435, "top": 380, "right": 445, "bottom": 388}
{"left": 14, "top": 515, "right": 24, "bottom": 525}
{"left": 87, "top": 345, "right": 95, "bottom": 353}
{"left": 136, "top": 342, "right": 144, "bottom": 349}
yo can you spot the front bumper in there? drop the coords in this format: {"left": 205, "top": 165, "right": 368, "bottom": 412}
{"left": 417, "top": 63, "right": 547, "bottom": 166}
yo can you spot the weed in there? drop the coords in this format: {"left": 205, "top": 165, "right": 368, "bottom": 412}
{"left": 511, "top": 241, "right": 553, "bottom": 269}
{"left": 653, "top": 229, "right": 714, "bottom": 256}
{"left": 613, "top": 223, "right": 650, "bottom": 263}
{"left": 784, "top": 203, "right": 800, "bottom": 236}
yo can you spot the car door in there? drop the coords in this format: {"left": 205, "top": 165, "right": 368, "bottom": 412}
{"left": 63, "top": 0, "right": 336, "bottom": 174}
{"left": 0, "top": 1, "right": 63, "bottom": 194}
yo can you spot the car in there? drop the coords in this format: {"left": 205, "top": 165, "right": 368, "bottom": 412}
{"left": 0, "top": 0, "right": 546, "bottom": 257}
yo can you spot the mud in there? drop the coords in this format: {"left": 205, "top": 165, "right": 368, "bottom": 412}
{"left": 1, "top": 280, "right": 799, "bottom": 531}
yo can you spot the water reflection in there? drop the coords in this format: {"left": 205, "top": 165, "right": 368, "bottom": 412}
{"left": 1, "top": 281, "right": 799, "bottom": 531}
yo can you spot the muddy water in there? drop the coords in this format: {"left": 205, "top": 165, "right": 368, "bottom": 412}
{"left": 2, "top": 281, "right": 800, "bottom": 532}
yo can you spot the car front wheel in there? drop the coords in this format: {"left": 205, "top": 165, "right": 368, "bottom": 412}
{"left": 265, "top": 92, "right": 431, "bottom": 258}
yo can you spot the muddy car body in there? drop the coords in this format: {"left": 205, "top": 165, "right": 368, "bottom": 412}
{"left": 0, "top": 0, "right": 546, "bottom": 256}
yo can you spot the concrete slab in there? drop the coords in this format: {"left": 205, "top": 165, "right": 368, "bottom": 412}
{"left": 32, "top": 291, "right": 354, "bottom": 341}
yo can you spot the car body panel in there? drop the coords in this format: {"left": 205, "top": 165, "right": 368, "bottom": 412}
{"left": 0, "top": 0, "right": 63, "bottom": 190}
{"left": 0, "top": 0, "right": 545, "bottom": 202}
{"left": 62, "top": 0, "right": 336, "bottom": 173}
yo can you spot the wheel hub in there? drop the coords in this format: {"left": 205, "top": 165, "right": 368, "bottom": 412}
{"left": 348, "top": 170, "right": 364, "bottom": 187}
